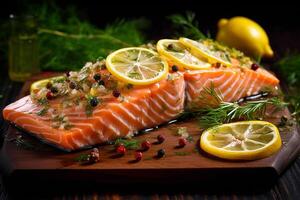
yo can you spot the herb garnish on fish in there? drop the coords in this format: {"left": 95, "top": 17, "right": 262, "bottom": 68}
{"left": 181, "top": 84, "right": 288, "bottom": 128}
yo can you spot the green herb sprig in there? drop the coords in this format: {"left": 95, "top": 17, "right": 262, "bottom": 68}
{"left": 9, "top": 3, "right": 150, "bottom": 71}
{"left": 74, "top": 153, "right": 90, "bottom": 162}
{"left": 168, "top": 11, "right": 207, "bottom": 39}
{"left": 275, "top": 54, "right": 300, "bottom": 124}
{"left": 275, "top": 54, "right": 300, "bottom": 86}
{"left": 181, "top": 85, "right": 288, "bottom": 128}
{"left": 114, "top": 138, "right": 140, "bottom": 150}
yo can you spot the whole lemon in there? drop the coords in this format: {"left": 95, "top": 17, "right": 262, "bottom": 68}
{"left": 216, "top": 17, "right": 274, "bottom": 59}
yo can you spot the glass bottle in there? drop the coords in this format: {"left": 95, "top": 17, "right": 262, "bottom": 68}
{"left": 8, "top": 14, "right": 39, "bottom": 82}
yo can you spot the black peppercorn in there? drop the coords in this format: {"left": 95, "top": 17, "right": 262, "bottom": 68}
{"left": 50, "top": 87, "right": 58, "bottom": 94}
{"left": 171, "top": 65, "right": 179, "bottom": 72}
{"left": 112, "top": 90, "right": 121, "bottom": 98}
{"left": 69, "top": 81, "right": 76, "bottom": 89}
{"left": 157, "top": 149, "right": 165, "bottom": 158}
{"left": 98, "top": 80, "right": 105, "bottom": 86}
{"left": 93, "top": 73, "right": 101, "bottom": 81}
{"left": 89, "top": 97, "right": 99, "bottom": 107}
{"left": 167, "top": 44, "right": 174, "bottom": 50}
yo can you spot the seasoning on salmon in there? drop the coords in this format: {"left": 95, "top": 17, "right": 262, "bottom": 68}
{"left": 3, "top": 61, "right": 185, "bottom": 151}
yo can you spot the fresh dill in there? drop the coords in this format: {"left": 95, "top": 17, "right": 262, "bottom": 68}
{"left": 275, "top": 53, "right": 300, "bottom": 86}
{"left": 74, "top": 153, "right": 92, "bottom": 165}
{"left": 168, "top": 11, "right": 207, "bottom": 39}
{"left": 36, "top": 107, "right": 48, "bottom": 116}
{"left": 0, "top": 3, "right": 150, "bottom": 71}
{"left": 37, "top": 97, "right": 48, "bottom": 105}
{"left": 275, "top": 54, "right": 300, "bottom": 124}
{"left": 114, "top": 138, "right": 140, "bottom": 150}
{"left": 74, "top": 153, "right": 90, "bottom": 162}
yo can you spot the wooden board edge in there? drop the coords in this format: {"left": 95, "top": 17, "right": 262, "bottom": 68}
{"left": 271, "top": 124, "right": 300, "bottom": 175}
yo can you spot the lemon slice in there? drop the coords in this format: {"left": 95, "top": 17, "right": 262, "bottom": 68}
{"left": 106, "top": 47, "right": 168, "bottom": 85}
{"left": 179, "top": 37, "right": 232, "bottom": 67}
{"left": 156, "top": 39, "right": 211, "bottom": 71}
{"left": 30, "top": 76, "right": 64, "bottom": 94}
{"left": 200, "top": 121, "right": 281, "bottom": 160}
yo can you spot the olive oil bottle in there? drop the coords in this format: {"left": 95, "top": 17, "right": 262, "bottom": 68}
{"left": 9, "top": 15, "right": 39, "bottom": 82}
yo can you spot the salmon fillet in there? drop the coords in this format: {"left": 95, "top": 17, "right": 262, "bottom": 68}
{"left": 184, "top": 66, "right": 279, "bottom": 109}
{"left": 2, "top": 61, "right": 279, "bottom": 151}
{"left": 3, "top": 72, "right": 185, "bottom": 151}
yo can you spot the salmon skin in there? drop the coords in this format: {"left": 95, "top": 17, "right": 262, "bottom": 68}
{"left": 2, "top": 63, "right": 279, "bottom": 151}
{"left": 184, "top": 66, "right": 279, "bottom": 109}
{"left": 3, "top": 71, "right": 185, "bottom": 151}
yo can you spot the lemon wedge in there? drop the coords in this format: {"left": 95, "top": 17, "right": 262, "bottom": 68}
{"left": 106, "top": 47, "right": 168, "bottom": 85}
{"left": 30, "top": 76, "right": 64, "bottom": 95}
{"left": 200, "top": 121, "right": 281, "bottom": 160}
{"left": 156, "top": 39, "right": 211, "bottom": 71}
{"left": 179, "top": 37, "right": 232, "bottom": 67}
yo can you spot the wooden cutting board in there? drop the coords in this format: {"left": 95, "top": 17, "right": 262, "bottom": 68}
{"left": 1, "top": 73, "right": 300, "bottom": 185}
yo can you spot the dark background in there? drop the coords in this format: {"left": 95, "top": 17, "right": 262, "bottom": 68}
{"left": 1, "top": 0, "right": 300, "bottom": 56}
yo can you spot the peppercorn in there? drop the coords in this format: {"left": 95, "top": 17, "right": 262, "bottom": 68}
{"left": 46, "top": 82, "right": 52, "bottom": 89}
{"left": 112, "top": 90, "right": 121, "bottom": 98}
{"left": 89, "top": 148, "right": 100, "bottom": 163}
{"left": 178, "top": 137, "right": 187, "bottom": 147}
{"left": 167, "top": 44, "right": 174, "bottom": 50}
{"left": 171, "top": 65, "right": 179, "bottom": 72}
{"left": 93, "top": 73, "right": 101, "bottom": 81}
{"left": 141, "top": 140, "right": 151, "bottom": 150}
{"left": 135, "top": 151, "right": 143, "bottom": 161}
{"left": 157, "top": 135, "right": 165, "bottom": 144}
{"left": 69, "top": 81, "right": 76, "bottom": 89}
{"left": 116, "top": 144, "right": 126, "bottom": 155}
{"left": 251, "top": 63, "right": 259, "bottom": 71}
{"left": 215, "top": 62, "right": 221, "bottom": 68}
{"left": 89, "top": 97, "right": 99, "bottom": 107}
{"left": 50, "top": 86, "right": 58, "bottom": 94}
{"left": 157, "top": 149, "right": 165, "bottom": 158}
{"left": 46, "top": 91, "right": 54, "bottom": 100}
{"left": 126, "top": 84, "right": 133, "bottom": 89}
{"left": 98, "top": 80, "right": 105, "bottom": 86}
{"left": 78, "top": 148, "right": 100, "bottom": 165}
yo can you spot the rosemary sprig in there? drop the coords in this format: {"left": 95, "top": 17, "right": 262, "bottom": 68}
{"left": 182, "top": 85, "right": 288, "bottom": 128}
{"left": 197, "top": 98, "right": 287, "bottom": 128}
